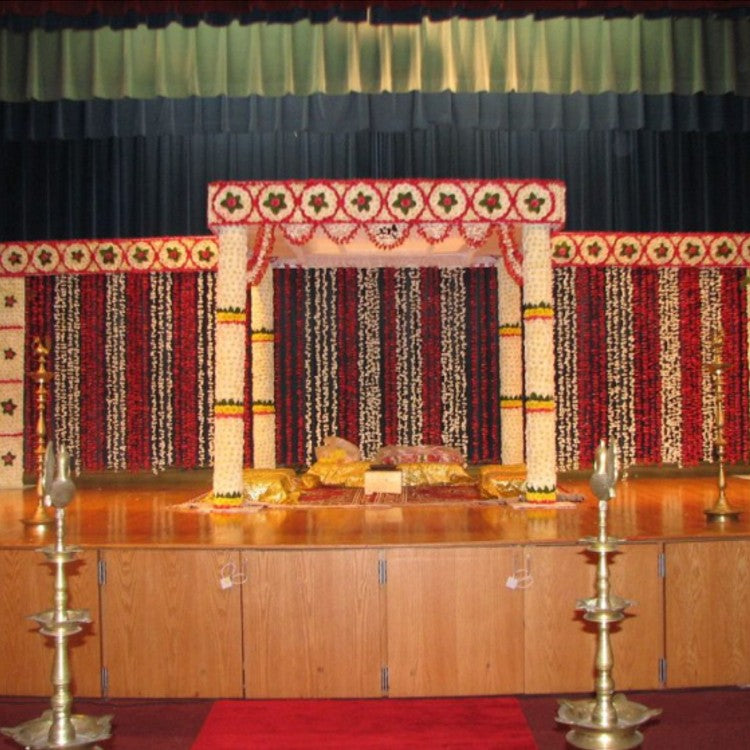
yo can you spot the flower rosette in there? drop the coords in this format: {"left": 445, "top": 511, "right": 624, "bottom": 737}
{"left": 257, "top": 185, "right": 294, "bottom": 223}
{"left": 708, "top": 236, "right": 738, "bottom": 266}
{"left": 385, "top": 182, "right": 426, "bottom": 222}
{"left": 645, "top": 236, "right": 676, "bottom": 266}
{"left": 740, "top": 236, "right": 750, "bottom": 266}
{"left": 211, "top": 184, "right": 253, "bottom": 224}
{"left": 471, "top": 182, "right": 511, "bottom": 222}
{"left": 0, "top": 244, "right": 29, "bottom": 274}
{"left": 613, "top": 235, "right": 643, "bottom": 266}
{"left": 514, "top": 182, "right": 554, "bottom": 222}
{"left": 91, "top": 241, "right": 123, "bottom": 272}
{"left": 427, "top": 181, "right": 468, "bottom": 223}
{"left": 580, "top": 235, "right": 610, "bottom": 265}
{"left": 125, "top": 240, "right": 156, "bottom": 271}
{"left": 29, "top": 243, "right": 60, "bottom": 273}
{"left": 551, "top": 235, "right": 576, "bottom": 264}
{"left": 342, "top": 182, "right": 382, "bottom": 222}
{"left": 300, "top": 183, "right": 339, "bottom": 223}
{"left": 62, "top": 242, "right": 93, "bottom": 273}
{"left": 677, "top": 236, "right": 707, "bottom": 265}
{"left": 160, "top": 240, "right": 189, "bottom": 270}
{"left": 190, "top": 238, "right": 219, "bottom": 270}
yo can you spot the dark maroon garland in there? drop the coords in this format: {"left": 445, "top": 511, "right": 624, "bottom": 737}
{"left": 420, "top": 268, "right": 442, "bottom": 446}
{"left": 678, "top": 269, "right": 703, "bottom": 466}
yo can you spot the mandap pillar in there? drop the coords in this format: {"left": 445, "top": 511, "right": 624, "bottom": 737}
{"left": 521, "top": 224, "right": 557, "bottom": 502}
{"left": 212, "top": 226, "right": 250, "bottom": 506}
{"left": 497, "top": 258, "right": 524, "bottom": 465}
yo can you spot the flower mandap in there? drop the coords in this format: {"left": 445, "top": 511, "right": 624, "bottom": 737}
{"left": 206, "top": 178, "right": 567, "bottom": 505}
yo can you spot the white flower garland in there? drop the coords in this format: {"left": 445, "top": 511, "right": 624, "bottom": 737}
{"left": 699, "top": 269, "right": 722, "bottom": 462}
{"left": 149, "top": 272, "right": 174, "bottom": 472}
{"left": 605, "top": 268, "right": 635, "bottom": 474}
{"left": 522, "top": 225, "right": 556, "bottom": 500}
{"left": 53, "top": 275, "right": 81, "bottom": 472}
{"left": 396, "top": 268, "right": 423, "bottom": 445}
{"left": 250, "top": 269, "right": 275, "bottom": 468}
{"left": 554, "top": 267, "right": 579, "bottom": 471}
{"left": 440, "top": 268, "right": 468, "bottom": 457}
{"left": 105, "top": 274, "right": 127, "bottom": 470}
{"left": 304, "top": 269, "right": 339, "bottom": 465}
{"left": 497, "top": 258, "right": 524, "bottom": 465}
{"left": 658, "top": 268, "right": 683, "bottom": 466}
{"left": 197, "top": 271, "right": 215, "bottom": 467}
{"left": 357, "top": 268, "right": 382, "bottom": 460}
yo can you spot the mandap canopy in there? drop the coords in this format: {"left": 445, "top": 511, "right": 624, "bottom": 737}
{"left": 206, "top": 178, "right": 566, "bottom": 504}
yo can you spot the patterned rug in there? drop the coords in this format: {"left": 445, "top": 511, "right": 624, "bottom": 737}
{"left": 172, "top": 484, "right": 583, "bottom": 513}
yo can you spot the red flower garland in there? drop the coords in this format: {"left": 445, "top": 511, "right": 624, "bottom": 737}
{"left": 678, "top": 269, "right": 703, "bottom": 466}
{"left": 420, "top": 268, "right": 442, "bottom": 446}
{"left": 632, "top": 269, "right": 662, "bottom": 464}
{"left": 125, "top": 274, "right": 151, "bottom": 470}
{"left": 336, "top": 267, "right": 360, "bottom": 447}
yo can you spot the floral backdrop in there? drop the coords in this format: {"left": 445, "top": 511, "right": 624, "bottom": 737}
{"left": 14, "top": 250, "right": 750, "bottom": 477}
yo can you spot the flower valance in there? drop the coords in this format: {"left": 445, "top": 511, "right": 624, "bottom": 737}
{"left": 208, "top": 178, "right": 565, "bottom": 268}
{"left": 2, "top": 14, "right": 749, "bottom": 101}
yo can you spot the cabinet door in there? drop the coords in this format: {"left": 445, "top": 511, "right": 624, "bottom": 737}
{"left": 100, "top": 549, "right": 243, "bottom": 698}
{"left": 0, "top": 548, "right": 101, "bottom": 697}
{"left": 243, "top": 549, "right": 382, "bottom": 698}
{"left": 385, "top": 546, "right": 524, "bottom": 697}
{"left": 666, "top": 540, "right": 750, "bottom": 688}
{"left": 524, "top": 543, "right": 663, "bottom": 694}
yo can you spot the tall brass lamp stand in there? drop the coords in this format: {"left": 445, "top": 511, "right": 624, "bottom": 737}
{"left": 22, "top": 336, "right": 54, "bottom": 527}
{"left": 705, "top": 330, "right": 741, "bottom": 522}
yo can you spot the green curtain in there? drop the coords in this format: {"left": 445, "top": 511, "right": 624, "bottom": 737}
{"left": 2, "top": 14, "right": 749, "bottom": 101}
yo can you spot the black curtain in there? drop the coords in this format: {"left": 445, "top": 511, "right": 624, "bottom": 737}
{"left": 2, "top": 92, "right": 750, "bottom": 240}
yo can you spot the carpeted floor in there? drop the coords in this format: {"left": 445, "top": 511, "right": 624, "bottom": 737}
{"left": 1, "top": 689, "right": 749, "bottom": 749}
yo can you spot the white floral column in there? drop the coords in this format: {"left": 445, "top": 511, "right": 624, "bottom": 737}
{"left": 521, "top": 224, "right": 557, "bottom": 502}
{"left": 0, "top": 278, "right": 25, "bottom": 487}
{"left": 212, "top": 226, "right": 249, "bottom": 506}
{"left": 250, "top": 265, "right": 275, "bottom": 468}
{"left": 497, "top": 258, "right": 524, "bottom": 465}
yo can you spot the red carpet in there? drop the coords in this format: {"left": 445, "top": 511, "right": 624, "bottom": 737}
{"left": 190, "top": 697, "right": 537, "bottom": 749}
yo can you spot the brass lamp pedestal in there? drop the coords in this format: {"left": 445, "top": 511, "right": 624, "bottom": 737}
{"left": 2, "top": 444, "right": 112, "bottom": 750}
{"left": 22, "top": 337, "right": 54, "bottom": 528}
{"left": 557, "top": 441, "right": 660, "bottom": 749}
{"left": 704, "top": 331, "right": 740, "bottom": 522}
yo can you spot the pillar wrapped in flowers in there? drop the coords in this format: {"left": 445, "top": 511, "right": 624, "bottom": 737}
{"left": 250, "top": 266, "right": 276, "bottom": 468}
{"left": 212, "top": 226, "right": 249, "bottom": 506}
{"left": 497, "top": 258, "right": 524, "bottom": 465}
{"left": 522, "top": 224, "right": 557, "bottom": 502}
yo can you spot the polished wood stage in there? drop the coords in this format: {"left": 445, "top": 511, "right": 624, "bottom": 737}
{"left": 3, "top": 472, "right": 750, "bottom": 549}
{"left": 1, "top": 471, "right": 749, "bottom": 701}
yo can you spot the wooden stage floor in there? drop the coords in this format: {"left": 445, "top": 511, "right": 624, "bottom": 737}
{"left": 2, "top": 472, "right": 750, "bottom": 549}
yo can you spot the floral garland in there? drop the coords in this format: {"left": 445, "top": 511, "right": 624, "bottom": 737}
{"left": 357, "top": 268, "right": 383, "bottom": 460}
{"left": 0, "top": 277, "right": 25, "bottom": 487}
{"left": 497, "top": 258, "right": 524, "bottom": 465}
{"left": 553, "top": 267, "right": 578, "bottom": 471}
{"left": 658, "top": 268, "right": 683, "bottom": 465}
{"left": 53, "top": 275, "right": 81, "bottom": 472}
{"left": 104, "top": 274, "right": 127, "bottom": 470}
{"left": 149, "top": 272, "right": 175, "bottom": 472}
{"left": 303, "top": 268, "right": 339, "bottom": 466}
{"left": 396, "top": 268, "right": 423, "bottom": 445}
{"left": 250, "top": 269, "right": 275, "bottom": 468}
{"left": 604, "top": 268, "right": 635, "bottom": 474}
{"left": 699, "top": 270, "right": 722, "bottom": 462}
{"left": 196, "top": 272, "right": 216, "bottom": 468}
{"left": 440, "top": 268, "right": 468, "bottom": 457}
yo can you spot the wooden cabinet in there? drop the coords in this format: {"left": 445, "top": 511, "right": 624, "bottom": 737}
{"left": 242, "top": 549, "right": 382, "bottom": 698}
{"left": 385, "top": 546, "right": 524, "bottom": 696}
{"left": 665, "top": 540, "right": 750, "bottom": 688}
{"left": 0, "top": 548, "right": 101, "bottom": 697}
{"left": 99, "top": 549, "right": 244, "bottom": 698}
{"left": 524, "top": 543, "right": 663, "bottom": 694}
